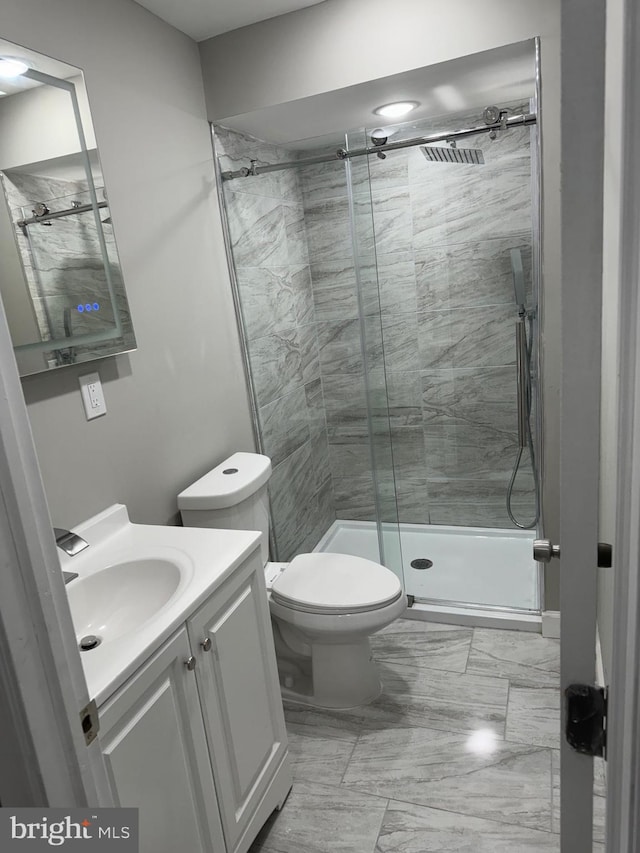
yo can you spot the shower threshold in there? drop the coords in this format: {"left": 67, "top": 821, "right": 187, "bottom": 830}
{"left": 314, "top": 519, "right": 541, "bottom": 632}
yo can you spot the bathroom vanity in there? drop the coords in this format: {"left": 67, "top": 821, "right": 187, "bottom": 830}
{"left": 60, "top": 505, "right": 292, "bottom": 853}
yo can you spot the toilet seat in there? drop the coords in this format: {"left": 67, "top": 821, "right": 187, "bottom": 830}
{"left": 270, "top": 552, "right": 402, "bottom": 615}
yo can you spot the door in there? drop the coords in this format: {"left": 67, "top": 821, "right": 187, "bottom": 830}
{"left": 558, "top": 1, "right": 606, "bottom": 851}
{"left": 99, "top": 628, "right": 226, "bottom": 853}
{"left": 187, "top": 553, "right": 290, "bottom": 853}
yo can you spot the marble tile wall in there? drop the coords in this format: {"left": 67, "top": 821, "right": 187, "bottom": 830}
{"left": 343, "top": 110, "right": 537, "bottom": 528}
{"left": 216, "top": 126, "right": 336, "bottom": 559}
{"left": 299, "top": 151, "right": 393, "bottom": 523}
{"left": 219, "top": 106, "right": 538, "bottom": 542}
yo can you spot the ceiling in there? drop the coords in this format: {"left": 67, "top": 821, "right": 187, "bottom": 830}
{"left": 133, "top": 0, "right": 327, "bottom": 41}
{"left": 218, "top": 40, "right": 537, "bottom": 150}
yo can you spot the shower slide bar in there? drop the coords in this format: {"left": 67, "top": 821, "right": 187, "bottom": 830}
{"left": 17, "top": 201, "right": 108, "bottom": 230}
{"left": 221, "top": 111, "right": 537, "bottom": 181}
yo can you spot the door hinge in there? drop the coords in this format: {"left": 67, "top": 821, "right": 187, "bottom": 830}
{"left": 79, "top": 699, "right": 99, "bottom": 746}
{"left": 406, "top": 594, "right": 415, "bottom": 607}
{"left": 565, "top": 684, "right": 607, "bottom": 758}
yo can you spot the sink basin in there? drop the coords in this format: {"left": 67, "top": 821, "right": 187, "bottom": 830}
{"left": 67, "top": 558, "right": 182, "bottom": 643}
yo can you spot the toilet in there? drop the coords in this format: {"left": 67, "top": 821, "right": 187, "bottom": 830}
{"left": 177, "top": 451, "right": 406, "bottom": 709}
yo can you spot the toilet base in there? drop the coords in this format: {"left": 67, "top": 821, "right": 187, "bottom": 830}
{"left": 277, "top": 637, "right": 382, "bottom": 709}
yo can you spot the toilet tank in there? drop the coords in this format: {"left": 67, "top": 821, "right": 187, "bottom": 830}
{"left": 177, "top": 452, "right": 272, "bottom": 565}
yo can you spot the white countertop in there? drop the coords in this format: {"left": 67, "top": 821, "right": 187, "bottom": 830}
{"left": 58, "top": 504, "right": 262, "bottom": 707}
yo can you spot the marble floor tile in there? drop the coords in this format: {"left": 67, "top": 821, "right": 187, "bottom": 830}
{"left": 287, "top": 731, "right": 358, "bottom": 785}
{"left": 376, "top": 799, "right": 560, "bottom": 853}
{"left": 342, "top": 725, "right": 553, "bottom": 831}
{"left": 467, "top": 628, "right": 560, "bottom": 687}
{"left": 249, "top": 780, "right": 387, "bottom": 853}
{"left": 371, "top": 619, "right": 472, "bottom": 673}
{"left": 345, "top": 660, "right": 508, "bottom": 736}
{"left": 283, "top": 701, "right": 366, "bottom": 740}
{"left": 506, "top": 686, "right": 561, "bottom": 749}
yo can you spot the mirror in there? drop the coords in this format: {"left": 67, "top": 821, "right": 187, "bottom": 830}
{"left": 0, "top": 38, "right": 136, "bottom": 376}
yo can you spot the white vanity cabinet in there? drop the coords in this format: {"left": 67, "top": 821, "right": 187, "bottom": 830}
{"left": 98, "top": 628, "right": 227, "bottom": 853}
{"left": 98, "top": 550, "right": 292, "bottom": 853}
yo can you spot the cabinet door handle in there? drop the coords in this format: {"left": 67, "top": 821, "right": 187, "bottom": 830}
{"left": 185, "top": 656, "right": 196, "bottom": 671}
{"left": 201, "top": 637, "right": 212, "bottom": 652}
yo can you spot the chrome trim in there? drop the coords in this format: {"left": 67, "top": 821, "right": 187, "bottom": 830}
{"left": 412, "top": 594, "right": 541, "bottom": 616}
{"left": 17, "top": 201, "right": 108, "bottom": 230}
{"left": 221, "top": 113, "right": 537, "bottom": 180}
{"left": 534, "top": 35, "right": 545, "bottom": 610}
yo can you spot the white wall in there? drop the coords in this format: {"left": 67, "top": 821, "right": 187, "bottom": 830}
{"left": 0, "top": 0, "right": 254, "bottom": 527}
{"left": 599, "top": 0, "right": 625, "bottom": 682}
{"left": 200, "top": 0, "right": 562, "bottom": 607}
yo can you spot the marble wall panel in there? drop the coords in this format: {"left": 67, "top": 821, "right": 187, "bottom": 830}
{"left": 235, "top": 266, "right": 296, "bottom": 339}
{"left": 309, "top": 260, "right": 359, "bottom": 321}
{"left": 354, "top": 189, "right": 413, "bottom": 255}
{"left": 271, "top": 456, "right": 335, "bottom": 559}
{"left": 316, "top": 319, "right": 365, "bottom": 375}
{"left": 258, "top": 384, "right": 311, "bottom": 468}
{"left": 284, "top": 203, "right": 310, "bottom": 266}
{"left": 332, "top": 473, "right": 377, "bottom": 521}
{"left": 380, "top": 313, "right": 420, "bottom": 373}
{"left": 376, "top": 252, "right": 418, "bottom": 316}
{"left": 291, "top": 265, "right": 315, "bottom": 327}
{"left": 304, "top": 196, "right": 352, "bottom": 262}
{"left": 415, "top": 238, "right": 532, "bottom": 313}
{"left": 418, "top": 304, "right": 517, "bottom": 370}
{"left": 411, "top": 156, "right": 532, "bottom": 250}
{"left": 225, "top": 190, "right": 288, "bottom": 268}
{"left": 217, "top": 127, "right": 336, "bottom": 555}
{"left": 299, "top": 157, "right": 348, "bottom": 205}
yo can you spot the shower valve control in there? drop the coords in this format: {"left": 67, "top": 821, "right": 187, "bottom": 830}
{"left": 533, "top": 539, "right": 561, "bottom": 562}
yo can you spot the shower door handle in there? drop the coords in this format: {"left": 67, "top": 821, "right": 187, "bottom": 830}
{"left": 533, "top": 539, "right": 560, "bottom": 562}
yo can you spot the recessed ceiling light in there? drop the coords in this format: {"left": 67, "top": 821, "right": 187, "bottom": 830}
{"left": 0, "top": 91, "right": 7, "bottom": 97}
{"left": 373, "top": 101, "right": 419, "bottom": 118}
{"left": 0, "top": 58, "right": 29, "bottom": 79}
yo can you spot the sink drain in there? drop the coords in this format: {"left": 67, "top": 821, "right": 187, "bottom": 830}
{"left": 79, "top": 635, "right": 102, "bottom": 651}
{"left": 410, "top": 558, "right": 433, "bottom": 570}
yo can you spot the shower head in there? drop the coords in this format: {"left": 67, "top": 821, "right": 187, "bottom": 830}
{"left": 510, "top": 248, "right": 527, "bottom": 311}
{"left": 421, "top": 146, "right": 484, "bottom": 165}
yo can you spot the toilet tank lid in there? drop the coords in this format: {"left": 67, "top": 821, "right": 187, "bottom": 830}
{"left": 177, "top": 452, "right": 272, "bottom": 510}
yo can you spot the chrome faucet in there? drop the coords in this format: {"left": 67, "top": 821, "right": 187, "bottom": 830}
{"left": 54, "top": 527, "right": 89, "bottom": 556}
{"left": 54, "top": 528, "right": 88, "bottom": 585}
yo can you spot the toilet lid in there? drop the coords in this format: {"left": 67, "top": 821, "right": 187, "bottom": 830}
{"left": 271, "top": 552, "right": 403, "bottom": 614}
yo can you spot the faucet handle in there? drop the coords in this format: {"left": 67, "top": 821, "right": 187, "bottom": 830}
{"left": 54, "top": 527, "right": 89, "bottom": 557}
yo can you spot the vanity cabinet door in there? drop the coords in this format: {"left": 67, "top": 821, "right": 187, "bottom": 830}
{"left": 98, "top": 628, "right": 226, "bottom": 853}
{"left": 188, "top": 554, "right": 290, "bottom": 853}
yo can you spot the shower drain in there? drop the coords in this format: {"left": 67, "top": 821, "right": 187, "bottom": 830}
{"left": 79, "top": 635, "right": 102, "bottom": 651}
{"left": 410, "top": 558, "right": 433, "bottom": 570}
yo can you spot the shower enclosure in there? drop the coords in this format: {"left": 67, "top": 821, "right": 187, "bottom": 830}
{"left": 213, "top": 94, "right": 542, "bottom": 624}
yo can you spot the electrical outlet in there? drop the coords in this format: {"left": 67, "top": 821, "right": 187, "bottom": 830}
{"left": 79, "top": 372, "right": 107, "bottom": 420}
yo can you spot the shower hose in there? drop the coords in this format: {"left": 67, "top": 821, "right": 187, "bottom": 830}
{"left": 506, "top": 311, "right": 540, "bottom": 529}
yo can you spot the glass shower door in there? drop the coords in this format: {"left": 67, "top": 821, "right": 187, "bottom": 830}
{"left": 344, "top": 130, "right": 405, "bottom": 586}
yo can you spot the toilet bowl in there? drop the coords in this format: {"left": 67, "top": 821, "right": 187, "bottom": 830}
{"left": 178, "top": 452, "right": 406, "bottom": 709}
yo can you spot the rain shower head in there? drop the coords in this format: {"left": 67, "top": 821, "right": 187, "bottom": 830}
{"left": 421, "top": 146, "right": 485, "bottom": 165}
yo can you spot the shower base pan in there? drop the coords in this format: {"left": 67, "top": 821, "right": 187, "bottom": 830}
{"left": 314, "top": 520, "right": 541, "bottom": 632}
